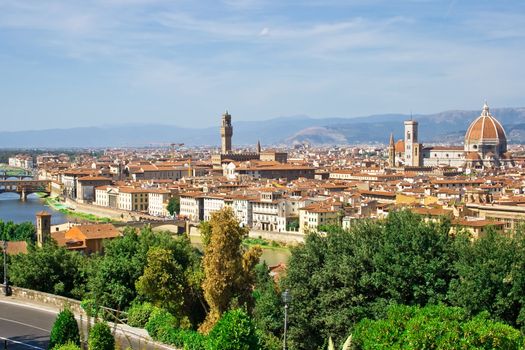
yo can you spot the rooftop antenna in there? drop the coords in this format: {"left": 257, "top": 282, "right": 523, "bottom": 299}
{"left": 410, "top": 109, "right": 413, "bottom": 121}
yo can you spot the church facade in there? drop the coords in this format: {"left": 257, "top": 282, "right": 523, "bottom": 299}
{"left": 388, "top": 103, "right": 512, "bottom": 169}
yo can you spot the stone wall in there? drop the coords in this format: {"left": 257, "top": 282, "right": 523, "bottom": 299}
{"left": 65, "top": 199, "right": 133, "bottom": 221}
{"left": 10, "top": 286, "right": 84, "bottom": 315}
{"left": 188, "top": 225, "right": 304, "bottom": 244}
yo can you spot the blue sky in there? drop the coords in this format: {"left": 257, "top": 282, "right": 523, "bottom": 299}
{"left": 1, "top": 0, "right": 524, "bottom": 131}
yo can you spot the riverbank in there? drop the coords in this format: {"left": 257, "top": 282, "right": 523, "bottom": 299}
{"left": 44, "top": 197, "right": 115, "bottom": 223}
{"left": 0, "top": 164, "right": 29, "bottom": 176}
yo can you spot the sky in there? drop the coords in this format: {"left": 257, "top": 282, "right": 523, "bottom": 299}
{"left": 1, "top": 0, "right": 525, "bottom": 131}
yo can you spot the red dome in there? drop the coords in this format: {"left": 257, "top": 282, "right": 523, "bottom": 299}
{"left": 465, "top": 103, "right": 506, "bottom": 143}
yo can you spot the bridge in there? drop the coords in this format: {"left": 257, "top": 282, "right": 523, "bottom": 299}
{"left": 0, "top": 170, "right": 34, "bottom": 181}
{"left": 0, "top": 179, "right": 51, "bottom": 200}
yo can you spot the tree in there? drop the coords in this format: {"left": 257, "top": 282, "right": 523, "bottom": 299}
{"left": 283, "top": 211, "right": 457, "bottom": 349}
{"left": 207, "top": 308, "right": 260, "bottom": 350}
{"left": 200, "top": 207, "right": 261, "bottom": 332}
{"left": 9, "top": 242, "right": 87, "bottom": 298}
{"left": 0, "top": 220, "right": 35, "bottom": 242}
{"left": 88, "top": 322, "right": 114, "bottom": 350}
{"left": 48, "top": 309, "right": 80, "bottom": 349}
{"left": 136, "top": 247, "right": 186, "bottom": 316}
{"left": 167, "top": 196, "right": 180, "bottom": 216}
{"left": 449, "top": 228, "right": 525, "bottom": 329}
{"left": 252, "top": 263, "right": 282, "bottom": 337}
{"left": 352, "top": 304, "right": 524, "bottom": 349}
{"left": 87, "top": 226, "right": 204, "bottom": 324}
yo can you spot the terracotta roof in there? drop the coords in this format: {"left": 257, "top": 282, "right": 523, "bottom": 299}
{"left": 4, "top": 241, "right": 28, "bottom": 255}
{"left": 465, "top": 104, "right": 507, "bottom": 142}
{"left": 66, "top": 223, "right": 121, "bottom": 240}
{"left": 36, "top": 211, "right": 51, "bottom": 216}
{"left": 395, "top": 140, "right": 405, "bottom": 153}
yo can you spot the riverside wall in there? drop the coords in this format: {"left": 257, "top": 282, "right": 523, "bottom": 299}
{"left": 188, "top": 225, "right": 304, "bottom": 244}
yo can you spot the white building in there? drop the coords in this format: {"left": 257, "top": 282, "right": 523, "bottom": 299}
{"left": 148, "top": 190, "right": 173, "bottom": 217}
{"left": 180, "top": 193, "right": 204, "bottom": 222}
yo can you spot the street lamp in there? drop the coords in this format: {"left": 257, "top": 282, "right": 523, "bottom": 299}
{"left": 282, "top": 289, "right": 292, "bottom": 350}
{"left": 2, "top": 240, "right": 7, "bottom": 296}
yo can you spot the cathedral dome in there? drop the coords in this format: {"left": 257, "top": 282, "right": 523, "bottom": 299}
{"left": 464, "top": 102, "right": 507, "bottom": 156}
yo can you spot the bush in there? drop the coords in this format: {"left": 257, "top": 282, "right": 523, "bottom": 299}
{"left": 80, "top": 299, "right": 100, "bottom": 318}
{"left": 88, "top": 322, "right": 114, "bottom": 350}
{"left": 352, "top": 304, "right": 525, "bottom": 349}
{"left": 256, "top": 331, "right": 281, "bottom": 350}
{"left": 145, "top": 308, "right": 178, "bottom": 340}
{"left": 127, "top": 302, "right": 155, "bottom": 328}
{"left": 207, "top": 309, "right": 260, "bottom": 350}
{"left": 49, "top": 309, "right": 80, "bottom": 349}
{"left": 151, "top": 327, "right": 207, "bottom": 349}
{"left": 52, "top": 341, "right": 81, "bottom": 350}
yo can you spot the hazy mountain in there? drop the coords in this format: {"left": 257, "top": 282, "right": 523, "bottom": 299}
{"left": 1, "top": 107, "right": 525, "bottom": 148}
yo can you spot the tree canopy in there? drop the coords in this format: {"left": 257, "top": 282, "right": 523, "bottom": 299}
{"left": 200, "top": 207, "right": 261, "bottom": 332}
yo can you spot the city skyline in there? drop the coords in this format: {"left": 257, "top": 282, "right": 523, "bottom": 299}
{"left": 1, "top": 0, "right": 525, "bottom": 131}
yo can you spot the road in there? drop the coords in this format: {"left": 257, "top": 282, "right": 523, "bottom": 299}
{"left": 0, "top": 300, "right": 174, "bottom": 350}
{"left": 0, "top": 301, "right": 54, "bottom": 350}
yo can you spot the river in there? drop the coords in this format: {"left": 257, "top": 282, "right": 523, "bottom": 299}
{"left": 0, "top": 193, "right": 290, "bottom": 265}
{"left": 0, "top": 193, "right": 68, "bottom": 224}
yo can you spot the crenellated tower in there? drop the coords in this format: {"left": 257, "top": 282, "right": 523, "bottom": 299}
{"left": 221, "top": 110, "right": 233, "bottom": 154}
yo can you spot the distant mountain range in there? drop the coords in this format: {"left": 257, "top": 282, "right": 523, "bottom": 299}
{"left": 2, "top": 107, "right": 525, "bottom": 148}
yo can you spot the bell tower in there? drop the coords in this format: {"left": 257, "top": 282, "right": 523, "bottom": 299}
{"left": 220, "top": 110, "right": 233, "bottom": 154}
{"left": 388, "top": 132, "right": 395, "bottom": 167}
{"left": 35, "top": 211, "right": 51, "bottom": 248}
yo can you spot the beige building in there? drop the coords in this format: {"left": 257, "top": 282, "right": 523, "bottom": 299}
{"left": 118, "top": 187, "right": 149, "bottom": 212}
{"left": 299, "top": 202, "right": 341, "bottom": 234}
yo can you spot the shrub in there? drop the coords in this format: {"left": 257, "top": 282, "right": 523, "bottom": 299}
{"left": 155, "top": 328, "right": 207, "bottom": 350}
{"left": 207, "top": 309, "right": 260, "bottom": 350}
{"left": 49, "top": 309, "right": 80, "bottom": 349}
{"left": 180, "top": 330, "right": 207, "bottom": 350}
{"left": 127, "top": 302, "right": 155, "bottom": 328}
{"left": 352, "top": 304, "right": 525, "bottom": 350}
{"left": 88, "top": 322, "right": 114, "bottom": 350}
{"left": 145, "top": 308, "right": 178, "bottom": 340}
{"left": 52, "top": 341, "right": 81, "bottom": 350}
{"left": 80, "top": 299, "right": 100, "bottom": 318}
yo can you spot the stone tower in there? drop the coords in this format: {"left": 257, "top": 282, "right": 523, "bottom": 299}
{"left": 404, "top": 119, "right": 422, "bottom": 166}
{"left": 388, "top": 132, "right": 395, "bottom": 167}
{"left": 35, "top": 211, "right": 51, "bottom": 248}
{"left": 256, "top": 140, "right": 261, "bottom": 154}
{"left": 221, "top": 110, "right": 233, "bottom": 154}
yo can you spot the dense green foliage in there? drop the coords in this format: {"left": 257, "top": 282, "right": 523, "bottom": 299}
{"left": 87, "top": 227, "right": 202, "bottom": 315}
{"left": 51, "top": 341, "right": 81, "bottom": 350}
{"left": 167, "top": 196, "right": 180, "bottom": 216}
{"left": 200, "top": 208, "right": 261, "bottom": 332}
{"left": 448, "top": 228, "right": 525, "bottom": 331}
{"left": 9, "top": 242, "right": 87, "bottom": 298}
{"left": 283, "top": 211, "right": 456, "bottom": 349}
{"left": 136, "top": 247, "right": 186, "bottom": 316}
{"left": 352, "top": 304, "right": 524, "bottom": 349}
{"left": 0, "top": 220, "right": 35, "bottom": 242}
{"left": 252, "top": 263, "right": 282, "bottom": 343}
{"left": 127, "top": 302, "right": 155, "bottom": 328}
{"left": 48, "top": 309, "right": 80, "bottom": 350}
{"left": 207, "top": 308, "right": 260, "bottom": 350}
{"left": 88, "top": 322, "right": 114, "bottom": 350}
{"left": 145, "top": 308, "right": 180, "bottom": 339}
